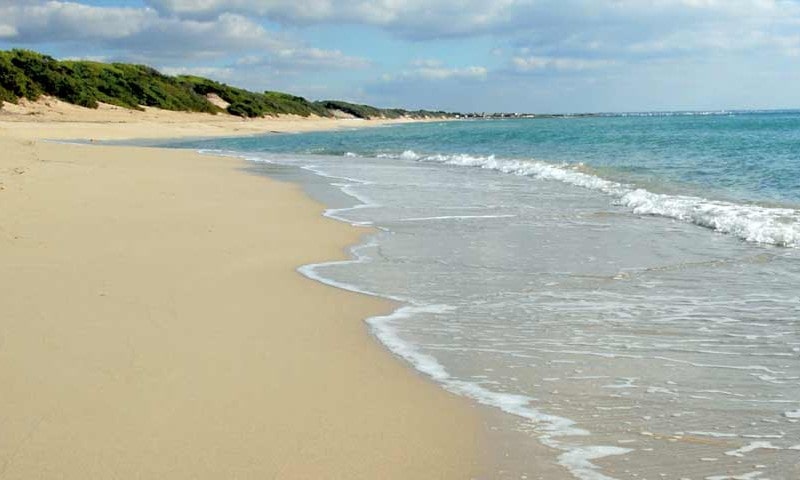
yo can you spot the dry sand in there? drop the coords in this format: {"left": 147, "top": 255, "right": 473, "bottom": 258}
{"left": 0, "top": 97, "right": 434, "bottom": 141}
{"left": 0, "top": 102, "right": 482, "bottom": 478}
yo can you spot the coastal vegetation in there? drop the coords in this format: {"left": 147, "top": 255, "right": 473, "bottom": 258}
{"left": 316, "top": 100, "right": 447, "bottom": 120}
{"left": 177, "top": 75, "right": 330, "bottom": 117}
{"left": 0, "top": 49, "right": 451, "bottom": 119}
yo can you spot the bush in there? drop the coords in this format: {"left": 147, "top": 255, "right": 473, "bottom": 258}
{"left": 0, "top": 51, "right": 42, "bottom": 100}
{"left": 315, "top": 100, "right": 382, "bottom": 119}
{"left": 178, "top": 76, "right": 330, "bottom": 118}
{"left": 0, "top": 48, "right": 457, "bottom": 119}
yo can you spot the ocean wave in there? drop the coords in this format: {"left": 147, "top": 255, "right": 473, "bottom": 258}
{"left": 289, "top": 152, "right": 637, "bottom": 480}
{"left": 619, "top": 190, "right": 800, "bottom": 247}
{"left": 374, "top": 150, "right": 800, "bottom": 247}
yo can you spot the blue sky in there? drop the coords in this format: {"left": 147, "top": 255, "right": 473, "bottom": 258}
{"left": 1, "top": 0, "right": 800, "bottom": 113}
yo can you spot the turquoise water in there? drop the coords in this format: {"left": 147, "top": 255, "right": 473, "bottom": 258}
{"left": 163, "top": 114, "right": 800, "bottom": 480}
{"left": 183, "top": 111, "right": 800, "bottom": 203}
{"left": 173, "top": 112, "right": 800, "bottom": 247}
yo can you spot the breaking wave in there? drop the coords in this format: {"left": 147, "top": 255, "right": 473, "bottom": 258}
{"left": 373, "top": 150, "right": 800, "bottom": 248}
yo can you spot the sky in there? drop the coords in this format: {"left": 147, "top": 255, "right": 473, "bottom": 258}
{"left": 1, "top": 0, "right": 800, "bottom": 113}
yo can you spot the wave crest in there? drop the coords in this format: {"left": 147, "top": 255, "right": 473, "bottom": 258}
{"left": 373, "top": 150, "right": 800, "bottom": 247}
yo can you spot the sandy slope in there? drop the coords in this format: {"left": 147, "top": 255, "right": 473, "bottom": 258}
{"left": 0, "top": 96, "right": 432, "bottom": 140}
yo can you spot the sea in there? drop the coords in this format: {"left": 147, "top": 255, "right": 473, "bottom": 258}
{"left": 161, "top": 112, "right": 800, "bottom": 480}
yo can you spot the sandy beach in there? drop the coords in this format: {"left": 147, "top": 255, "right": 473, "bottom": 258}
{"left": 0, "top": 102, "right": 481, "bottom": 479}
{"left": 3, "top": 3, "right": 796, "bottom": 476}
{"left": 0, "top": 97, "right": 432, "bottom": 141}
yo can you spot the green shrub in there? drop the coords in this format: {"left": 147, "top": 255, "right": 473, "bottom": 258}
{"left": 0, "top": 51, "right": 42, "bottom": 100}
{"left": 315, "top": 100, "right": 383, "bottom": 119}
{"left": 177, "top": 76, "right": 330, "bottom": 117}
{"left": 0, "top": 48, "right": 456, "bottom": 119}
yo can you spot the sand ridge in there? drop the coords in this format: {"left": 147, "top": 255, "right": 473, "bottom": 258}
{"left": 0, "top": 96, "right": 441, "bottom": 141}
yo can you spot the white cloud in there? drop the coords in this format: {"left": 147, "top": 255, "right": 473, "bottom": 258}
{"left": 384, "top": 61, "right": 488, "bottom": 82}
{"left": 235, "top": 48, "right": 369, "bottom": 73}
{"left": 0, "top": 24, "right": 17, "bottom": 38}
{"left": 6, "top": 1, "right": 800, "bottom": 63}
{"left": 138, "top": 0, "right": 800, "bottom": 74}
{"left": 410, "top": 59, "right": 444, "bottom": 68}
{"left": 1, "top": 1, "right": 157, "bottom": 41}
{"left": 0, "top": 2, "right": 260, "bottom": 50}
{"left": 623, "top": 25, "right": 800, "bottom": 58}
{"left": 272, "top": 48, "right": 371, "bottom": 70}
{"left": 416, "top": 66, "right": 488, "bottom": 80}
{"left": 143, "top": 0, "right": 528, "bottom": 37}
{"left": 0, "top": 1, "right": 367, "bottom": 74}
{"left": 159, "top": 65, "right": 235, "bottom": 79}
{"left": 141, "top": 1, "right": 800, "bottom": 37}
{"left": 120, "top": 13, "right": 283, "bottom": 58}
{"left": 61, "top": 54, "right": 110, "bottom": 62}
{"left": 4, "top": 0, "right": 800, "bottom": 112}
{"left": 511, "top": 56, "right": 616, "bottom": 72}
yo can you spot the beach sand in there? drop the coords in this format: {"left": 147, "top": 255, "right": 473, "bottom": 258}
{"left": 0, "top": 103, "right": 482, "bottom": 478}
{"left": 0, "top": 96, "right": 431, "bottom": 141}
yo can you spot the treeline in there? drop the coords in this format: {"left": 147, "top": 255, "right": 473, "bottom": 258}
{"left": 0, "top": 49, "right": 452, "bottom": 119}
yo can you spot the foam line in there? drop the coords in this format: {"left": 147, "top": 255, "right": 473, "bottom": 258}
{"left": 200, "top": 148, "right": 639, "bottom": 480}
{"left": 374, "top": 150, "right": 800, "bottom": 247}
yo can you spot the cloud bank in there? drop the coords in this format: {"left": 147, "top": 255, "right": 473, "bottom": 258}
{"left": 0, "top": 1, "right": 369, "bottom": 69}
{"left": 1, "top": 0, "right": 799, "bottom": 111}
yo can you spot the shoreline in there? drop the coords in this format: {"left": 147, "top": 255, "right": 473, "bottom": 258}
{"left": 241, "top": 152, "right": 574, "bottom": 480}
{"left": 0, "top": 108, "right": 483, "bottom": 478}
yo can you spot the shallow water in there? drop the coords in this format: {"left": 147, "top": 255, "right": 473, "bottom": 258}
{"left": 163, "top": 114, "right": 800, "bottom": 479}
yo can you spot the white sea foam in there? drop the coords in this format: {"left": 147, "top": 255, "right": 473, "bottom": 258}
{"left": 367, "top": 305, "right": 636, "bottom": 480}
{"left": 298, "top": 238, "right": 405, "bottom": 302}
{"left": 396, "top": 214, "right": 517, "bottom": 222}
{"left": 557, "top": 446, "right": 634, "bottom": 480}
{"left": 724, "top": 441, "right": 781, "bottom": 457}
{"left": 687, "top": 431, "right": 740, "bottom": 438}
{"left": 646, "top": 386, "right": 679, "bottom": 396}
{"left": 377, "top": 150, "right": 800, "bottom": 247}
{"left": 199, "top": 148, "right": 272, "bottom": 164}
{"left": 706, "top": 472, "right": 765, "bottom": 480}
{"left": 265, "top": 151, "right": 638, "bottom": 480}
{"left": 298, "top": 164, "right": 379, "bottom": 226}
{"left": 620, "top": 189, "right": 800, "bottom": 247}
{"left": 301, "top": 232, "right": 631, "bottom": 479}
